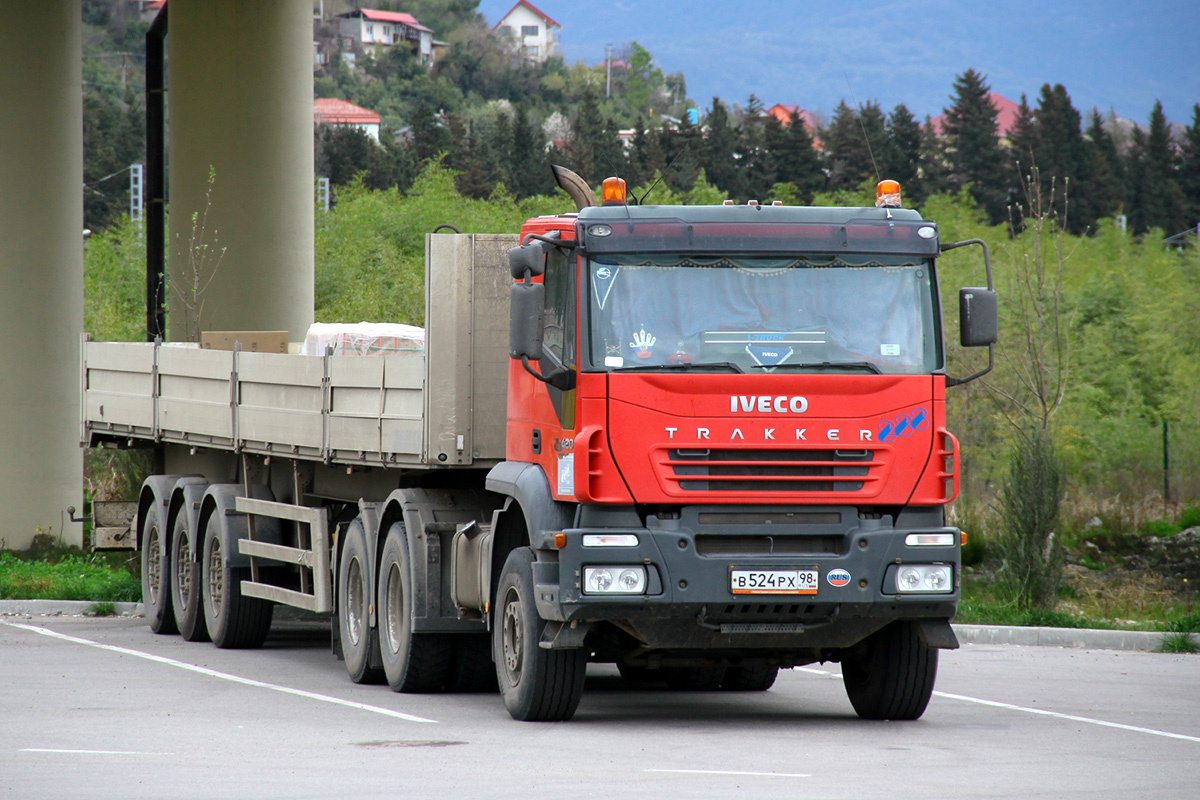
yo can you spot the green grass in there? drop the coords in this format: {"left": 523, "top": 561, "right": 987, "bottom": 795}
{"left": 0, "top": 552, "right": 140, "bottom": 603}
{"left": 1156, "top": 632, "right": 1200, "bottom": 654}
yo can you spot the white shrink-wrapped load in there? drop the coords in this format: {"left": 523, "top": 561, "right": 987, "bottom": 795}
{"left": 301, "top": 322, "right": 425, "bottom": 356}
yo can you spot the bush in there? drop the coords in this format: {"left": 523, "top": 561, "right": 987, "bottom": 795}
{"left": 996, "top": 427, "right": 1066, "bottom": 610}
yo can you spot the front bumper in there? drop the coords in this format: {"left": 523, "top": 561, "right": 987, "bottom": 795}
{"left": 532, "top": 506, "right": 959, "bottom": 650}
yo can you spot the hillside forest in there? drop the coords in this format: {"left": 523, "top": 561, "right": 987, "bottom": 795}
{"left": 82, "top": 1, "right": 1200, "bottom": 547}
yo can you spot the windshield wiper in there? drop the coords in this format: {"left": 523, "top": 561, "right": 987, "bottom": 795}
{"left": 755, "top": 361, "right": 883, "bottom": 374}
{"left": 609, "top": 361, "right": 744, "bottom": 373}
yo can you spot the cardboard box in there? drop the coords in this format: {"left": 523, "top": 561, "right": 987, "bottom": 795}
{"left": 200, "top": 330, "right": 288, "bottom": 353}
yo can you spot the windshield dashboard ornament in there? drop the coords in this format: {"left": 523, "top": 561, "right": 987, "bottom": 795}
{"left": 745, "top": 345, "right": 794, "bottom": 371}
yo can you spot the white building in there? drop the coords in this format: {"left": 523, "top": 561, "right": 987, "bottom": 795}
{"left": 338, "top": 8, "right": 435, "bottom": 67}
{"left": 314, "top": 97, "right": 382, "bottom": 142}
{"left": 493, "top": 0, "right": 560, "bottom": 62}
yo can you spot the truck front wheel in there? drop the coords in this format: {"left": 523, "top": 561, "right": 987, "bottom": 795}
{"left": 378, "top": 522, "right": 452, "bottom": 692}
{"left": 841, "top": 621, "right": 937, "bottom": 720}
{"left": 494, "top": 548, "right": 586, "bottom": 721}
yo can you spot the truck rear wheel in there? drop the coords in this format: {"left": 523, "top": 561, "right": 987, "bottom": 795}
{"left": 378, "top": 521, "right": 452, "bottom": 692}
{"left": 494, "top": 548, "right": 586, "bottom": 721}
{"left": 201, "top": 510, "right": 273, "bottom": 649}
{"left": 722, "top": 666, "right": 779, "bottom": 691}
{"left": 842, "top": 621, "right": 938, "bottom": 720}
{"left": 140, "top": 503, "right": 177, "bottom": 635}
{"left": 337, "top": 519, "right": 384, "bottom": 684}
{"left": 170, "top": 510, "right": 208, "bottom": 642}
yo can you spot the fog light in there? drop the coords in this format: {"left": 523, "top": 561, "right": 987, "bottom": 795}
{"left": 583, "top": 565, "right": 647, "bottom": 595}
{"left": 893, "top": 564, "right": 954, "bottom": 594}
{"left": 905, "top": 532, "right": 956, "bottom": 546}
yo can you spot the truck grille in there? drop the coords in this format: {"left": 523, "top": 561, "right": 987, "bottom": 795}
{"left": 662, "top": 448, "right": 881, "bottom": 494}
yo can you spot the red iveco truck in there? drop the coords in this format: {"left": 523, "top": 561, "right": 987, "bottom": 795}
{"left": 82, "top": 170, "right": 996, "bottom": 721}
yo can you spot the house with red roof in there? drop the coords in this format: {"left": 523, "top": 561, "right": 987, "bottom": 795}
{"left": 314, "top": 97, "right": 382, "bottom": 142}
{"left": 338, "top": 8, "right": 435, "bottom": 66}
{"left": 765, "top": 103, "right": 823, "bottom": 149}
{"left": 927, "top": 92, "right": 1020, "bottom": 141}
{"left": 493, "top": 1, "right": 561, "bottom": 62}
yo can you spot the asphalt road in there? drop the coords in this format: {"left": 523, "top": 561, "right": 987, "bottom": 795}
{"left": 1, "top": 615, "right": 1196, "bottom": 799}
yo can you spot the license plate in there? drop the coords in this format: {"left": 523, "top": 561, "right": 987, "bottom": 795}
{"left": 730, "top": 568, "right": 818, "bottom": 595}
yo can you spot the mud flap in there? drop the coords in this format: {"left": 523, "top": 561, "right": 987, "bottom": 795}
{"left": 917, "top": 618, "right": 960, "bottom": 649}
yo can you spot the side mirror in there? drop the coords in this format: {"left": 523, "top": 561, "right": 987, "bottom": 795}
{"left": 509, "top": 240, "right": 547, "bottom": 279}
{"left": 959, "top": 287, "right": 998, "bottom": 347}
{"left": 509, "top": 281, "right": 544, "bottom": 361}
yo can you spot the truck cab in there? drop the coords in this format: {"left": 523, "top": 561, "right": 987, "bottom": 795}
{"left": 489, "top": 176, "right": 997, "bottom": 719}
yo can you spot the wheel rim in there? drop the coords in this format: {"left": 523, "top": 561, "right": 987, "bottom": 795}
{"left": 206, "top": 534, "right": 223, "bottom": 616}
{"left": 501, "top": 587, "right": 523, "bottom": 687}
{"left": 346, "top": 556, "right": 364, "bottom": 647}
{"left": 384, "top": 561, "right": 403, "bottom": 656}
{"left": 145, "top": 526, "right": 162, "bottom": 604}
{"left": 175, "top": 531, "right": 191, "bottom": 607}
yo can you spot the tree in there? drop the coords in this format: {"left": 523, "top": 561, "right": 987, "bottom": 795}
{"left": 883, "top": 104, "right": 922, "bottom": 204}
{"left": 918, "top": 115, "right": 950, "bottom": 199}
{"left": 739, "top": 95, "right": 774, "bottom": 200}
{"left": 568, "top": 85, "right": 605, "bottom": 185}
{"left": 1180, "top": 104, "right": 1200, "bottom": 229}
{"left": 702, "top": 98, "right": 739, "bottom": 197}
{"left": 942, "top": 69, "right": 1007, "bottom": 223}
{"left": 1128, "top": 101, "right": 1186, "bottom": 235}
{"left": 771, "top": 110, "right": 824, "bottom": 203}
{"left": 1083, "top": 110, "right": 1124, "bottom": 223}
{"left": 824, "top": 100, "right": 873, "bottom": 192}
{"left": 1032, "top": 84, "right": 1090, "bottom": 233}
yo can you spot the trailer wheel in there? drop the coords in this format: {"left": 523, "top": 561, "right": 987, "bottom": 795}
{"left": 337, "top": 519, "right": 384, "bottom": 683}
{"left": 447, "top": 634, "right": 498, "bottom": 693}
{"left": 841, "top": 621, "right": 938, "bottom": 720}
{"left": 494, "top": 548, "right": 586, "bottom": 721}
{"left": 140, "top": 503, "right": 177, "bottom": 635}
{"left": 663, "top": 666, "right": 726, "bottom": 691}
{"left": 722, "top": 666, "right": 779, "bottom": 691}
{"left": 201, "top": 510, "right": 273, "bottom": 649}
{"left": 377, "top": 522, "right": 451, "bottom": 692}
{"left": 170, "top": 510, "right": 208, "bottom": 642}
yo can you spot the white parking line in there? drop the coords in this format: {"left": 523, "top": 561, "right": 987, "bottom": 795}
{"left": 798, "top": 665, "right": 1200, "bottom": 744}
{"left": 1, "top": 620, "right": 436, "bottom": 724}
{"left": 21, "top": 748, "right": 173, "bottom": 756}
{"left": 647, "top": 769, "right": 811, "bottom": 778}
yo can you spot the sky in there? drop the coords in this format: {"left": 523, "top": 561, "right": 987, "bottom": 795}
{"left": 477, "top": 0, "right": 1199, "bottom": 126}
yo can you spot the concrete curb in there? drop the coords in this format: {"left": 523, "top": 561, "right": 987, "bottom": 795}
{"left": 953, "top": 624, "right": 1167, "bottom": 652}
{"left": 0, "top": 599, "right": 143, "bottom": 617}
{"left": 0, "top": 600, "right": 1176, "bottom": 652}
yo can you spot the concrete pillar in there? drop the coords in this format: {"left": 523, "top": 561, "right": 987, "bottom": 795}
{"left": 168, "top": 0, "right": 314, "bottom": 342}
{"left": 0, "top": 1, "right": 84, "bottom": 549}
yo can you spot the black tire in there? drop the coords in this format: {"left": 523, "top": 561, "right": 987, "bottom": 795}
{"left": 170, "top": 509, "right": 209, "bottom": 642}
{"left": 494, "top": 548, "right": 587, "bottom": 721}
{"left": 140, "top": 503, "right": 177, "bottom": 635}
{"left": 722, "top": 666, "right": 779, "bottom": 692}
{"left": 663, "top": 666, "right": 726, "bottom": 691}
{"left": 377, "top": 521, "right": 451, "bottom": 692}
{"left": 447, "top": 634, "right": 498, "bottom": 693}
{"left": 201, "top": 510, "right": 273, "bottom": 649}
{"left": 337, "top": 519, "right": 384, "bottom": 684}
{"left": 842, "top": 621, "right": 938, "bottom": 720}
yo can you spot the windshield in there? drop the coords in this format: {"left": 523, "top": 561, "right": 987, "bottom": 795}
{"left": 585, "top": 254, "right": 940, "bottom": 374}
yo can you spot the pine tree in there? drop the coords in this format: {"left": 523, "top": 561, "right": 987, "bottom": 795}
{"left": 1178, "top": 104, "right": 1200, "bottom": 230}
{"left": 1032, "top": 84, "right": 1090, "bottom": 233}
{"left": 823, "top": 100, "right": 868, "bottom": 192}
{"left": 942, "top": 69, "right": 1007, "bottom": 223}
{"left": 1136, "top": 101, "right": 1186, "bottom": 235}
{"left": 660, "top": 112, "right": 702, "bottom": 194}
{"left": 1006, "top": 93, "right": 1039, "bottom": 169}
{"left": 568, "top": 85, "right": 605, "bottom": 185}
{"left": 739, "top": 95, "right": 774, "bottom": 200}
{"left": 778, "top": 109, "right": 825, "bottom": 203}
{"left": 456, "top": 121, "right": 493, "bottom": 199}
{"left": 884, "top": 104, "right": 922, "bottom": 204}
{"left": 1083, "top": 110, "right": 1124, "bottom": 223}
{"left": 918, "top": 115, "right": 951, "bottom": 199}
{"left": 702, "top": 98, "right": 740, "bottom": 197}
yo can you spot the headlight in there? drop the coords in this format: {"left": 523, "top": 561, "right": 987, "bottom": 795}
{"left": 892, "top": 564, "right": 953, "bottom": 594}
{"left": 583, "top": 565, "right": 647, "bottom": 595}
